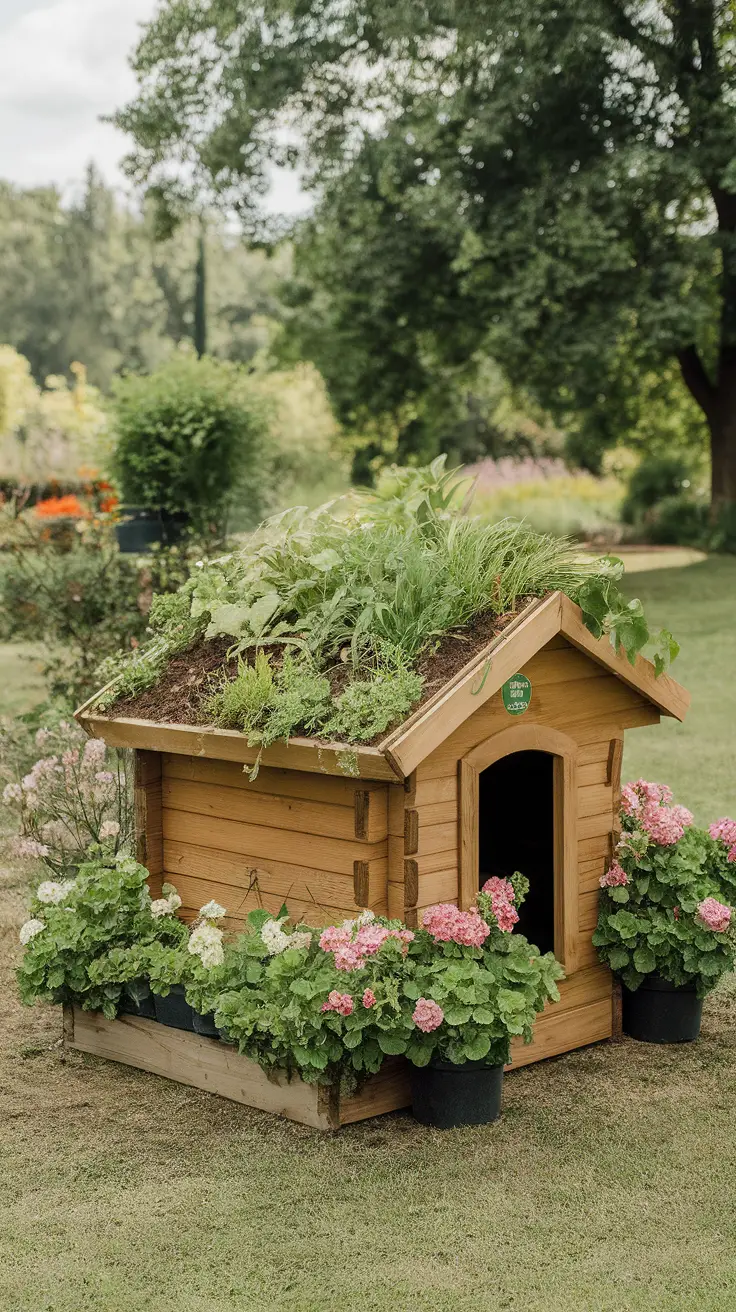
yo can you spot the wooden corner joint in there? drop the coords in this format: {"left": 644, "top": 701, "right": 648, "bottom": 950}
{"left": 353, "top": 860, "right": 370, "bottom": 907}
{"left": 404, "top": 809, "right": 419, "bottom": 856}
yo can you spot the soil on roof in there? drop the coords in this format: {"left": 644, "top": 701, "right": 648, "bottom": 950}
{"left": 104, "top": 599, "right": 538, "bottom": 739}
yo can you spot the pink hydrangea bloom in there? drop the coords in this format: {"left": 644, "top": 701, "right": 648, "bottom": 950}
{"left": 697, "top": 898, "right": 732, "bottom": 933}
{"left": 709, "top": 818, "right": 736, "bottom": 863}
{"left": 362, "top": 989, "right": 376, "bottom": 1008}
{"left": 321, "top": 990, "right": 354, "bottom": 1016}
{"left": 413, "top": 998, "right": 444, "bottom": 1033}
{"left": 600, "top": 861, "right": 629, "bottom": 889}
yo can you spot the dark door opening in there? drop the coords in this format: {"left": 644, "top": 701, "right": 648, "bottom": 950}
{"left": 478, "top": 750, "right": 555, "bottom": 954}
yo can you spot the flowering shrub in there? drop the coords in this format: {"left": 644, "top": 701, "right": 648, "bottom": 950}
{"left": 16, "top": 856, "right": 187, "bottom": 1018}
{"left": 593, "top": 780, "right": 736, "bottom": 997}
{"left": 2, "top": 719, "right": 133, "bottom": 876}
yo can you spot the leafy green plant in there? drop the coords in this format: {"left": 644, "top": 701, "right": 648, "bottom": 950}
{"left": 99, "top": 458, "right": 675, "bottom": 740}
{"left": 16, "top": 854, "right": 188, "bottom": 1018}
{"left": 110, "top": 354, "right": 272, "bottom": 534}
{"left": 593, "top": 781, "right": 736, "bottom": 997}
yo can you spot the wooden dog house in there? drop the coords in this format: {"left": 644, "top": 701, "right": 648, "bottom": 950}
{"left": 69, "top": 590, "right": 689, "bottom": 1125}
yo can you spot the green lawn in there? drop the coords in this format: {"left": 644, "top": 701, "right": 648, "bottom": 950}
{"left": 2, "top": 555, "right": 736, "bottom": 1312}
{"left": 622, "top": 554, "right": 736, "bottom": 822}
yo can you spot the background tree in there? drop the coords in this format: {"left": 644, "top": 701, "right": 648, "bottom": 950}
{"left": 0, "top": 171, "right": 290, "bottom": 388}
{"left": 116, "top": 0, "right": 736, "bottom": 514}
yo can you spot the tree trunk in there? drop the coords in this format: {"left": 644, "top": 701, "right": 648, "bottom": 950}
{"left": 709, "top": 404, "right": 736, "bottom": 514}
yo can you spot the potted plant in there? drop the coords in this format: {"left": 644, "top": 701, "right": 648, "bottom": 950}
{"left": 593, "top": 781, "right": 736, "bottom": 1043}
{"left": 109, "top": 355, "right": 271, "bottom": 552}
{"left": 392, "top": 876, "right": 564, "bottom": 1128}
{"left": 145, "top": 898, "right": 229, "bottom": 1031}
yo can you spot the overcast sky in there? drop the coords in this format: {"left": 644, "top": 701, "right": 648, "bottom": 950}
{"left": 0, "top": 0, "right": 306, "bottom": 210}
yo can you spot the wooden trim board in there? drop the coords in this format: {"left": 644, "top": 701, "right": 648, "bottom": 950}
{"left": 78, "top": 715, "right": 402, "bottom": 783}
{"left": 65, "top": 1005, "right": 412, "bottom": 1129}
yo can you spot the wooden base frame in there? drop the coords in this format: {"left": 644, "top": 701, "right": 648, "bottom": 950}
{"left": 63, "top": 990, "right": 614, "bottom": 1128}
{"left": 63, "top": 1006, "right": 411, "bottom": 1129}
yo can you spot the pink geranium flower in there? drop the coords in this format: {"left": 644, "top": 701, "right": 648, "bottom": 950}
{"left": 697, "top": 898, "right": 732, "bottom": 934}
{"left": 600, "top": 861, "right": 629, "bottom": 889}
{"left": 421, "top": 903, "right": 490, "bottom": 947}
{"left": 621, "top": 780, "right": 693, "bottom": 847}
{"left": 709, "top": 818, "right": 736, "bottom": 863}
{"left": 321, "top": 990, "right": 354, "bottom": 1016}
{"left": 412, "top": 998, "right": 444, "bottom": 1032}
{"left": 362, "top": 989, "right": 376, "bottom": 1008}
{"left": 481, "top": 876, "right": 519, "bottom": 932}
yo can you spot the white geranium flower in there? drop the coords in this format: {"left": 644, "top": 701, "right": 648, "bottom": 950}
{"left": 19, "top": 918, "right": 45, "bottom": 945}
{"left": 188, "top": 921, "right": 224, "bottom": 968}
{"left": 339, "top": 909, "right": 375, "bottom": 932}
{"left": 150, "top": 891, "right": 182, "bottom": 918}
{"left": 199, "top": 900, "right": 227, "bottom": 921}
{"left": 36, "top": 879, "right": 77, "bottom": 905}
{"left": 289, "top": 930, "right": 312, "bottom": 952}
{"left": 261, "top": 916, "right": 290, "bottom": 954}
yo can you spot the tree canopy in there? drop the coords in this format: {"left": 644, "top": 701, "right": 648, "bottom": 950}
{"left": 117, "top": 1, "right": 736, "bottom": 506}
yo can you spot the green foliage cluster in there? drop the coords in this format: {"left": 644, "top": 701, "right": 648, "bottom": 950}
{"left": 110, "top": 354, "right": 272, "bottom": 533}
{"left": 0, "top": 169, "right": 290, "bottom": 391}
{"left": 16, "top": 855, "right": 188, "bottom": 1019}
{"left": 117, "top": 0, "right": 736, "bottom": 513}
{"left": 0, "top": 510, "right": 205, "bottom": 705}
{"left": 99, "top": 458, "right": 679, "bottom": 744}
{"left": 593, "top": 807, "right": 736, "bottom": 998}
{"left": 28, "top": 878, "right": 561, "bottom": 1085}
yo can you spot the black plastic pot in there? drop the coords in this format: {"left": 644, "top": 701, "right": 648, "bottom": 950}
{"left": 192, "top": 1009, "right": 219, "bottom": 1038}
{"left": 216, "top": 1027, "right": 235, "bottom": 1046}
{"left": 118, "top": 978, "right": 156, "bottom": 1020}
{"left": 410, "top": 1058, "right": 504, "bottom": 1129}
{"left": 152, "top": 983, "right": 195, "bottom": 1031}
{"left": 622, "top": 974, "right": 703, "bottom": 1043}
{"left": 115, "top": 508, "right": 188, "bottom": 554}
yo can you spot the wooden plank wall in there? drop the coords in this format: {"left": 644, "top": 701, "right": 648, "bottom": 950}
{"left": 409, "top": 637, "right": 654, "bottom": 929}
{"left": 159, "top": 754, "right": 389, "bottom": 929}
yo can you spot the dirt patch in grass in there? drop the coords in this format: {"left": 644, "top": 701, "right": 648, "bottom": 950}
{"left": 102, "top": 600, "right": 535, "bottom": 736}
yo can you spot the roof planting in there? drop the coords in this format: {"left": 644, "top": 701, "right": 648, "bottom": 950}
{"left": 90, "top": 460, "right": 679, "bottom": 758}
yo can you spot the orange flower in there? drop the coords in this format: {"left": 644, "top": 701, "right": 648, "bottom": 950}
{"left": 34, "top": 495, "right": 91, "bottom": 519}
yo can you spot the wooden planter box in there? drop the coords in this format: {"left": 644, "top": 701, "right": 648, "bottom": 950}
{"left": 63, "top": 1005, "right": 412, "bottom": 1129}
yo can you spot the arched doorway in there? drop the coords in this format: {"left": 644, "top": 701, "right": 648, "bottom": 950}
{"left": 459, "top": 723, "right": 579, "bottom": 971}
{"left": 478, "top": 750, "right": 555, "bottom": 954}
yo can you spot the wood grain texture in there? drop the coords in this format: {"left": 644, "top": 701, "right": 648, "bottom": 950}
{"left": 163, "top": 839, "right": 387, "bottom": 912}
{"left": 163, "top": 776, "right": 357, "bottom": 841}
{"left": 353, "top": 860, "right": 370, "bottom": 907}
{"left": 403, "top": 858, "right": 419, "bottom": 908}
{"left": 134, "top": 750, "right": 163, "bottom": 896}
{"left": 162, "top": 808, "right": 384, "bottom": 877}
{"left": 338, "top": 1058, "right": 411, "bottom": 1124}
{"left": 67, "top": 1008, "right": 334, "bottom": 1128}
{"left": 507, "top": 998, "right": 612, "bottom": 1069}
{"left": 81, "top": 714, "right": 401, "bottom": 780}
{"left": 554, "top": 750, "right": 579, "bottom": 973}
{"left": 162, "top": 754, "right": 383, "bottom": 805}
{"left": 404, "top": 809, "right": 419, "bottom": 856}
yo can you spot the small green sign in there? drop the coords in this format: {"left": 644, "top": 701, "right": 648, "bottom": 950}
{"left": 502, "top": 673, "right": 532, "bottom": 715}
